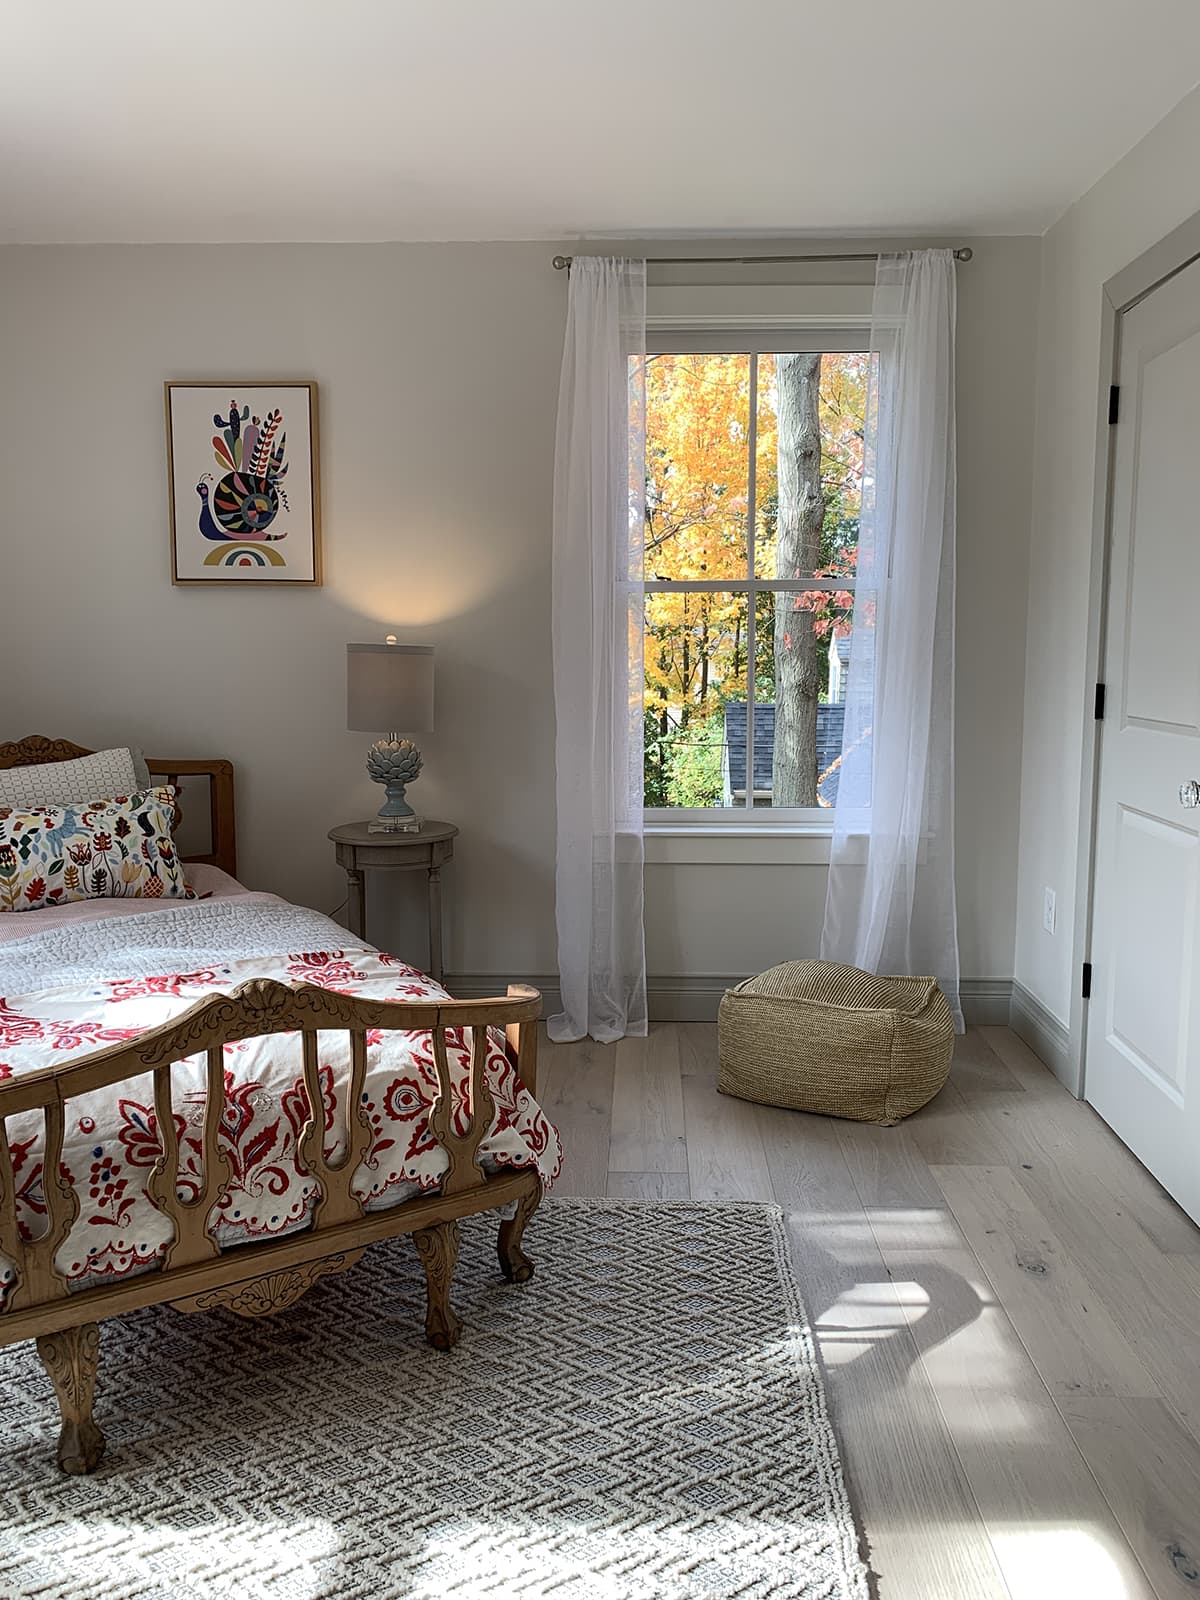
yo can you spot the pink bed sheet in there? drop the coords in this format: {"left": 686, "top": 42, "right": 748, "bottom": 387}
{"left": 0, "top": 864, "right": 274, "bottom": 945}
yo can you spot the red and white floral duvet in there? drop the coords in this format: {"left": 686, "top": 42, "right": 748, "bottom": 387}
{"left": 0, "top": 892, "right": 560, "bottom": 1305}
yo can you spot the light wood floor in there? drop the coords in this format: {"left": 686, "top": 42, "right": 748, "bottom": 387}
{"left": 536, "top": 1023, "right": 1200, "bottom": 1600}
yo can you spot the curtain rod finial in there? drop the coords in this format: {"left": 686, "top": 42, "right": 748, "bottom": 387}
{"left": 954, "top": 247, "right": 973, "bottom": 262}
{"left": 552, "top": 254, "right": 571, "bottom": 271}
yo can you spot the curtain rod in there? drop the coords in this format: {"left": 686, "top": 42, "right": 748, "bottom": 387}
{"left": 552, "top": 247, "right": 973, "bottom": 270}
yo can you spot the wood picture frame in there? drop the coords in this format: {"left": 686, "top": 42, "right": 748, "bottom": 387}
{"left": 165, "top": 381, "right": 322, "bottom": 586}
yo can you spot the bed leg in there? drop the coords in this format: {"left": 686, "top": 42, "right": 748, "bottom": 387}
{"left": 36, "top": 1323, "right": 105, "bottom": 1475}
{"left": 413, "top": 1220, "right": 463, "bottom": 1351}
{"left": 497, "top": 1180, "right": 541, "bottom": 1285}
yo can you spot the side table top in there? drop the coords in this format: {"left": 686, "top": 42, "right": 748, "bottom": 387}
{"left": 328, "top": 820, "right": 458, "bottom": 848}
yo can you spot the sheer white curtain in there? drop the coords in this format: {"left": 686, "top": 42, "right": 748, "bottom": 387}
{"left": 821, "top": 250, "right": 962, "bottom": 1028}
{"left": 548, "top": 257, "right": 647, "bottom": 1043}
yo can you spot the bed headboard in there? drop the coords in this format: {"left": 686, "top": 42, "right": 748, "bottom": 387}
{"left": 0, "top": 734, "right": 237, "bottom": 879}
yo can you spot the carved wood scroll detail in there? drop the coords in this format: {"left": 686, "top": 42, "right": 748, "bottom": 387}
{"left": 413, "top": 1220, "right": 462, "bottom": 1350}
{"left": 8, "top": 1102, "right": 80, "bottom": 1314}
{"left": 0, "top": 735, "right": 93, "bottom": 769}
{"left": 147, "top": 1048, "right": 234, "bottom": 1271}
{"left": 428, "top": 1025, "right": 496, "bottom": 1197}
{"left": 498, "top": 1177, "right": 543, "bottom": 1285}
{"left": 0, "top": 1120, "right": 25, "bottom": 1306}
{"left": 171, "top": 1249, "right": 367, "bottom": 1318}
{"left": 35, "top": 1322, "right": 104, "bottom": 1475}
{"left": 299, "top": 1029, "right": 374, "bottom": 1230}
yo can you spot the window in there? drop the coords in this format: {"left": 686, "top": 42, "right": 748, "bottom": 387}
{"left": 641, "top": 335, "right": 870, "bottom": 823}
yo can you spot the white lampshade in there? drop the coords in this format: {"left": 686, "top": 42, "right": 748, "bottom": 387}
{"left": 347, "top": 643, "right": 434, "bottom": 733}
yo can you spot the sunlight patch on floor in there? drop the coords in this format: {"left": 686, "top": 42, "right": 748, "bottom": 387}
{"left": 815, "top": 1278, "right": 912, "bottom": 1367}
{"left": 417, "top": 1512, "right": 857, "bottom": 1599}
{"left": 10, "top": 1516, "right": 339, "bottom": 1599}
{"left": 991, "top": 1526, "right": 1136, "bottom": 1600}
{"left": 864, "top": 1208, "right": 967, "bottom": 1251}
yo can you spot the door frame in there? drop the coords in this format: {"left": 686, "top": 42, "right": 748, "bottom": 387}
{"left": 1071, "top": 208, "right": 1200, "bottom": 1098}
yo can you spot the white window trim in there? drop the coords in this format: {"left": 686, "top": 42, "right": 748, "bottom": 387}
{"left": 643, "top": 296, "right": 871, "bottom": 835}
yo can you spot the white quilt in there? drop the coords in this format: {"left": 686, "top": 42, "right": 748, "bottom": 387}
{"left": 0, "top": 899, "right": 560, "bottom": 1304}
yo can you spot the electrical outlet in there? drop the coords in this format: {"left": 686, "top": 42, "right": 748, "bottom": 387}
{"left": 1043, "top": 887, "right": 1057, "bottom": 934}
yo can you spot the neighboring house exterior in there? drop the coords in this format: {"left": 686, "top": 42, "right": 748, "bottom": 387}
{"left": 721, "top": 702, "right": 845, "bottom": 806}
{"left": 828, "top": 633, "right": 851, "bottom": 702}
{"left": 719, "top": 632, "right": 853, "bottom": 807}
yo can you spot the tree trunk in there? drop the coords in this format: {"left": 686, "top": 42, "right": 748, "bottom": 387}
{"left": 772, "top": 354, "right": 824, "bottom": 806}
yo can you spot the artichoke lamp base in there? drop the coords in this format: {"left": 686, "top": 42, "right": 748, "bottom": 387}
{"left": 365, "top": 737, "right": 424, "bottom": 834}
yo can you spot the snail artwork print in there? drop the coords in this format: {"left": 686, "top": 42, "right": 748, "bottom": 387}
{"left": 165, "top": 381, "right": 322, "bottom": 584}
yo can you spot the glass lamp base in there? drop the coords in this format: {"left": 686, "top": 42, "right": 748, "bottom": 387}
{"left": 368, "top": 815, "right": 423, "bottom": 834}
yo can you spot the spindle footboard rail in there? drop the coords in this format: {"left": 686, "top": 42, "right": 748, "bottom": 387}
{"left": 0, "top": 978, "right": 542, "bottom": 1474}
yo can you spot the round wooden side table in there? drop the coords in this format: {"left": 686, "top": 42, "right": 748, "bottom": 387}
{"left": 328, "top": 820, "right": 458, "bottom": 981}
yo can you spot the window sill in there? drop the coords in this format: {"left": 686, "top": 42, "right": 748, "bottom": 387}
{"left": 644, "top": 825, "right": 832, "bottom": 866}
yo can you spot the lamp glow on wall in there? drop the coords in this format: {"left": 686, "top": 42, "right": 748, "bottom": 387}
{"left": 347, "top": 639, "right": 435, "bottom": 833}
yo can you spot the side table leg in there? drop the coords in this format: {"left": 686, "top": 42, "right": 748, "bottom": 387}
{"left": 346, "top": 867, "right": 366, "bottom": 941}
{"left": 428, "top": 865, "right": 443, "bottom": 982}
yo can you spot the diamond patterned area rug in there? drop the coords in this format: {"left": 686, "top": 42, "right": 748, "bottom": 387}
{"left": 0, "top": 1199, "right": 869, "bottom": 1600}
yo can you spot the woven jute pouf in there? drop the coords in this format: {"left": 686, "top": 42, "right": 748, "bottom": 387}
{"left": 717, "top": 959, "right": 954, "bottom": 1125}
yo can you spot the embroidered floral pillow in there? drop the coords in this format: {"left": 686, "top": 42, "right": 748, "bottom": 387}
{"left": 0, "top": 788, "right": 190, "bottom": 912}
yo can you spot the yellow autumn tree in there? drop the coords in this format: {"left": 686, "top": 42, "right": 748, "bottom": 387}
{"left": 642, "top": 350, "right": 867, "bottom": 807}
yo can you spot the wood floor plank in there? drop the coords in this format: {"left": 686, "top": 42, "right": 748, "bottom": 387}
{"left": 676, "top": 1021, "right": 718, "bottom": 1079}
{"left": 759, "top": 1109, "right": 1012, "bottom": 1600}
{"left": 905, "top": 1075, "right": 1025, "bottom": 1170}
{"left": 978, "top": 1026, "right": 1065, "bottom": 1093}
{"left": 1011, "top": 1162, "right": 1200, "bottom": 1445}
{"left": 1057, "top": 1397, "right": 1200, "bottom": 1599}
{"left": 948, "top": 1028, "right": 1027, "bottom": 1098}
{"left": 755, "top": 1101, "right": 875, "bottom": 1315}
{"left": 1169, "top": 1252, "right": 1200, "bottom": 1305}
{"left": 606, "top": 1170, "right": 690, "bottom": 1199}
{"left": 982, "top": 1029, "right": 1200, "bottom": 1257}
{"left": 836, "top": 1117, "right": 971, "bottom": 1252}
{"left": 931, "top": 1164, "right": 1161, "bottom": 1400}
{"left": 836, "top": 1118, "right": 948, "bottom": 1211}
{"left": 608, "top": 1026, "right": 688, "bottom": 1174}
{"left": 681, "top": 1074, "right": 773, "bottom": 1201}
{"left": 537, "top": 1035, "right": 615, "bottom": 1198}
{"left": 903, "top": 1030, "right": 1032, "bottom": 1168}
{"left": 881, "top": 1243, "right": 1159, "bottom": 1600}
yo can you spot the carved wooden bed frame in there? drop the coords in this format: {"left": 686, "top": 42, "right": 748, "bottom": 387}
{"left": 0, "top": 736, "right": 542, "bottom": 1475}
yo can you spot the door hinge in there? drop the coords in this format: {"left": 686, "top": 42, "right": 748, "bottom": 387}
{"left": 1094, "top": 682, "right": 1106, "bottom": 720}
{"left": 1108, "top": 385, "right": 1120, "bottom": 424}
{"left": 1082, "top": 962, "right": 1093, "bottom": 1000}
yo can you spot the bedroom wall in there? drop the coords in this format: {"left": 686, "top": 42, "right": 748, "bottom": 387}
{"left": 1013, "top": 82, "right": 1200, "bottom": 1066}
{"left": 0, "top": 235, "right": 1038, "bottom": 1014}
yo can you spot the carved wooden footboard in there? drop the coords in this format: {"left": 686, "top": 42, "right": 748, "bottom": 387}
{"left": 0, "top": 979, "right": 542, "bottom": 1474}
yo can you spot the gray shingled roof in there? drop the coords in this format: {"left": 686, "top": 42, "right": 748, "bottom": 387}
{"left": 724, "top": 702, "right": 845, "bottom": 803}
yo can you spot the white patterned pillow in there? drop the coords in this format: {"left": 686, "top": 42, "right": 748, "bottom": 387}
{"left": 0, "top": 788, "right": 190, "bottom": 912}
{"left": 0, "top": 747, "right": 149, "bottom": 809}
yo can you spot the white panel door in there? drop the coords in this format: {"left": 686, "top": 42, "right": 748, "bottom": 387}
{"left": 1087, "top": 257, "right": 1200, "bottom": 1224}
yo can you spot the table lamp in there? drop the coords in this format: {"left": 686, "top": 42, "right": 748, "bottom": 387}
{"left": 347, "top": 640, "right": 435, "bottom": 833}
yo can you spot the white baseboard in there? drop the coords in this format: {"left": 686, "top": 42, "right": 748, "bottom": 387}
{"left": 447, "top": 972, "right": 1014, "bottom": 1027}
{"left": 1009, "top": 981, "right": 1073, "bottom": 1089}
{"left": 958, "top": 979, "right": 1015, "bottom": 1026}
{"left": 646, "top": 975, "right": 748, "bottom": 1022}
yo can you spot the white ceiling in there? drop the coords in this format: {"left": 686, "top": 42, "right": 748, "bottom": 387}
{"left": 3, "top": 1, "right": 1200, "bottom": 244}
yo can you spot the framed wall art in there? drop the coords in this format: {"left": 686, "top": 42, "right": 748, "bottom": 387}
{"left": 165, "top": 381, "right": 322, "bottom": 584}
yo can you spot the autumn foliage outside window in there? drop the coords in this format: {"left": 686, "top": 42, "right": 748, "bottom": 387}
{"left": 641, "top": 350, "right": 869, "bottom": 810}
